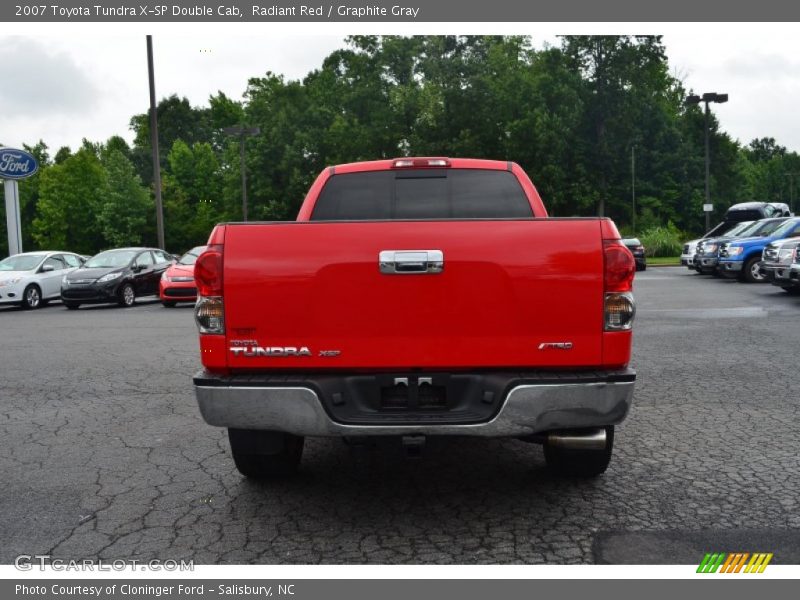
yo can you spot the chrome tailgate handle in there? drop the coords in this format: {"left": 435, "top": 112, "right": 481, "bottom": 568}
{"left": 379, "top": 250, "right": 444, "bottom": 274}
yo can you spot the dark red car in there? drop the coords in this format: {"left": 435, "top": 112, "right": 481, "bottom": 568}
{"left": 159, "top": 245, "right": 206, "bottom": 307}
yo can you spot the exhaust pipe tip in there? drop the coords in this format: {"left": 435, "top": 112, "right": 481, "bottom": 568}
{"left": 546, "top": 428, "right": 607, "bottom": 450}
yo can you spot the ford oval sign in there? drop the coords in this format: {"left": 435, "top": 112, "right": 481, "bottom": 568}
{"left": 0, "top": 148, "right": 39, "bottom": 180}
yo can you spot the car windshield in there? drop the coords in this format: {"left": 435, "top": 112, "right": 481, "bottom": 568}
{"left": 0, "top": 254, "right": 45, "bottom": 271}
{"left": 178, "top": 246, "right": 206, "bottom": 266}
{"left": 84, "top": 250, "right": 137, "bottom": 268}
{"left": 725, "top": 221, "right": 755, "bottom": 237}
{"left": 749, "top": 219, "right": 789, "bottom": 237}
{"left": 769, "top": 219, "right": 800, "bottom": 239}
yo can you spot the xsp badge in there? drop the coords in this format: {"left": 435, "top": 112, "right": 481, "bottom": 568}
{"left": 538, "top": 342, "right": 573, "bottom": 350}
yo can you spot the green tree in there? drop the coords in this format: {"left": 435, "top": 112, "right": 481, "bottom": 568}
{"left": 746, "top": 137, "right": 786, "bottom": 163}
{"left": 54, "top": 147, "right": 71, "bottom": 164}
{"left": 97, "top": 150, "right": 151, "bottom": 247}
{"left": 162, "top": 140, "right": 224, "bottom": 250}
{"left": 32, "top": 148, "right": 108, "bottom": 254}
{"left": 562, "top": 36, "right": 674, "bottom": 218}
{"left": 102, "top": 135, "right": 132, "bottom": 162}
{"left": 18, "top": 141, "right": 50, "bottom": 252}
{"left": 129, "top": 94, "right": 213, "bottom": 185}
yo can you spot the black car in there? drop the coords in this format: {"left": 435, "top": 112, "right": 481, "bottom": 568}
{"left": 621, "top": 238, "right": 646, "bottom": 271}
{"left": 709, "top": 202, "right": 792, "bottom": 235}
{"left": 60, "top": 247, "right": 174, "bottom": 309}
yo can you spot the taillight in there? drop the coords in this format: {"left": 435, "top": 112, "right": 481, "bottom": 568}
{"left": 195, "top": 297, "right": 224, "bottom": 334}
{"left": 604, "top": 240, "right": 635, "bottom": 292}
{"left": 195, "top": 244, "right": 223, "bottom": 296}
{"left": 604, "top": 240, "right": 636, "bottom": 331}
{"left": 604, "top": 292, "right": 635, "bottom": 331}
{"left": 194, "top": 242, "right": 224, "bottom": 334}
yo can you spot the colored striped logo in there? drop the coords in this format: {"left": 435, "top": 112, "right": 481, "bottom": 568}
{"left": 697, "top": 552, "right": 773, "bottom": 573}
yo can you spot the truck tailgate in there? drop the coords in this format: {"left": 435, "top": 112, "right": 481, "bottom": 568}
{"left": 222, "top": 219, "right": 604, "bottom": 369}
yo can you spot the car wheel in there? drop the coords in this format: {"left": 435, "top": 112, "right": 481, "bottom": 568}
{"left": 227, "top": 429, "right": 304, "bottom": 478}
{"left": 21, "top": 284, "right": 42, "bottom": 309}
{"left": 741, "top": 257, "right": 766, "bottom": 283}
{"left": 544, "top": 426, "right": 614, "bottom": 477}
{"left": 64, "top": 302, "right": 80, "bottom": 310}
{"left": 161, "top": 300, "right": 177, "bottom": 308}
{"left": 118, "top": 283, "right": 136, "bottom": 307}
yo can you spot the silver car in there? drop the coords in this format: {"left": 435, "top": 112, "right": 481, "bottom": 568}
{"left": 762, "top": 239, "right": 800, "bottom": 291}
{"left": 0, "top": 251, "right": 85, "bottom": 309}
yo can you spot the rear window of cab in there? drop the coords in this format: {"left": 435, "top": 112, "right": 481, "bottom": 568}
{"left": 310, "top": 169, "right": 533, "bottom": 220}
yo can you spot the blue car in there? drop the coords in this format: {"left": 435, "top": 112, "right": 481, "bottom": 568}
{"left": 719, "top": 217, "right": 800, "bottom": 282}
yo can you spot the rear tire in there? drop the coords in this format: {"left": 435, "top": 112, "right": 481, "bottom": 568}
{"left": 64, "top": 302, "right": 80, "bottom": 310}
{"left": 21, "top": 284, "right": 42, "bottom": 310}
{"left": 161, "top": 300, "right": 177, "bottom": 307}
{"left": 228, "top": 429, "right": 304, "bottom": 478}
{"left": 544, "top": 426, "right": 614, "bottom": 477}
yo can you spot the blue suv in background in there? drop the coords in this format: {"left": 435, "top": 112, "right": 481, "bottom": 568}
{"left": 719, "top": 217, "right": 800, "bottom": 282}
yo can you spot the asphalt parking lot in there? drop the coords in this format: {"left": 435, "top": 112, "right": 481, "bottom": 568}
{"left": 2, "top": 267, "right": 799, "bottom": 565}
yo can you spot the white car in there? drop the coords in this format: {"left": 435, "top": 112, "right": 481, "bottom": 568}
{"left": 0, "top": 251, "right": 85, "bottom": 309}
{"left": 681, "top": 239, "right": 702, "bottom": 269}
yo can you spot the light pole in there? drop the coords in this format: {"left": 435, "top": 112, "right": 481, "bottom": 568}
{"left": 146, "top": 35, "right": 165, "bottom": 250}
{"left": 686, "top": 92, "right": 728, "bottom": 232}
{"left": 223, "top": 126, "right": 260, "bottom": 222}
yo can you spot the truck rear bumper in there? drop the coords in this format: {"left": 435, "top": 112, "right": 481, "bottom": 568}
{"left": 194, "top": 369, "right": 635, "bottom": 437}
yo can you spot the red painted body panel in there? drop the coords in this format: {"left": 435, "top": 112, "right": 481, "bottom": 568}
{"left": 602, "top": 331, "right": 632, "bottom": 369}
{"left": 199, "top": 335, "right": 228, "bottom": 371}
{"left": 220, "top": 220, "right": 606, "bottom": 370}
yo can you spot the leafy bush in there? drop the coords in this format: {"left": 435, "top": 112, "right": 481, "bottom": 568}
{"left": 638, "top": 223, "right": 685, "bottom": 257}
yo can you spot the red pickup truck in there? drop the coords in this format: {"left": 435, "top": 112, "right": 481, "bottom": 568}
{"left": 193, "top": 158, "right": 636, "bottom": 478}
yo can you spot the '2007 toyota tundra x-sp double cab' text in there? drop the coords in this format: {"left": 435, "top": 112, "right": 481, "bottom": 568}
{"left": 192, "top": 158, "right": 637, "bottom": 478}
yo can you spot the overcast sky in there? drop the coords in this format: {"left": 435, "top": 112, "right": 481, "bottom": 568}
{"left": 2, "top": 30, "right": 800, "bottom": 154}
